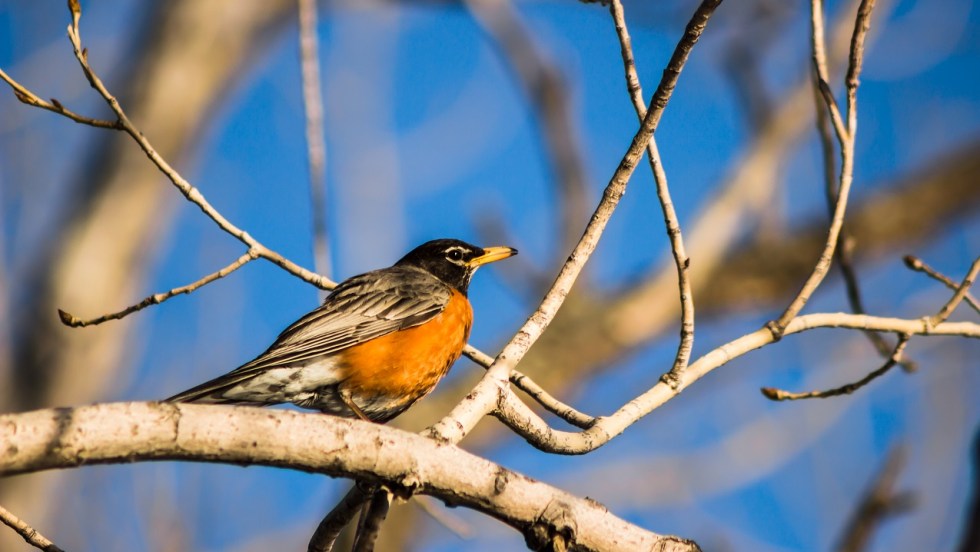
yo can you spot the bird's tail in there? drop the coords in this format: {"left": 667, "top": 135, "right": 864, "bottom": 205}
{"left": 164, "top": 371, "right": 261, "bottom": 405}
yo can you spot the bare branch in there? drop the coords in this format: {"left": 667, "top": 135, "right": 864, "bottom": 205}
{"left": 928, "top": 256, "right": 980, "bottom": 327}
{"left": 35, "top": 4, "right": 334, "bottom": 291}
{"left": 608, "top": 0, "right": 695, "bottom": 383}
{"left": 904, "top": 255, "right": 980, "bottom": 314}
{"left": 493, "top": 314, "right": 978, "bottom": 454}
{"left": 761, "top": 257, "right": 976, "bottom": 403}
{"left": 810, "top": 0, "right": 848, "bottom": 141}
{"left": 760, "top": 334, "right": 909, "bottom": 401}
{"left": 426, "top": 0, "right": 725, "bottom": 446}
{"left": 0, "top": 67, "right": 119, "bottom": 129}
{"left": 0, "top": 504, "right": 64, "bottom": 552}
{"left": 0, "top": 403, "right": 698, "bottom": 552}
{"left": 298, "top": 0, "right": 332, "bottom": 282}
{"left": 464, "top": 345, "right": 595, "bottom": 429}
{"left": 57, "top": 249, "right": 259, "bottom": 327}
{"left": 770, "top": 0, "right": 877, "bottom": 335}
{"left": 811, "top": 0, "right": 914, "bottom": 371}
{"left": 403, "top": 0, "right": 883, "bottom": 439}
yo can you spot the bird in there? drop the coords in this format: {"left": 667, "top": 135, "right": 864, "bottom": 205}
{"left": 165, "top": 239, "right": 516, "bottom": 423}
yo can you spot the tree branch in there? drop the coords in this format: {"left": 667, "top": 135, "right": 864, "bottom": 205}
{"left": 492, "top": 314, "right": 979, "bottom": 455}
{"left": 928, "top": 256, "right": 980, "bottom": 327}
{"left": 57, "top": 249, "right": 259, "bottom": 327}
{"left": 425, "top": 0, "right": 726, "bottom": 447}
{"left": 770, "top": 0, "right": 877, "bottom": 335}
{"left": 0, "top": 3, "right": 334, "bottom": 295}
{"left": 0, "top": 504, "right": 64, "bottom": 552}
{"left": 760, "top": 333, "right": 910, "bottom": 401}
{"left": 904, "top": 256, "right": 980, "bottom": 315}
{"left": 0, "top": 403, "right": 699, "bottom": 552}
{"left": 608, "top": 0, "right": 695, "bottom": 384}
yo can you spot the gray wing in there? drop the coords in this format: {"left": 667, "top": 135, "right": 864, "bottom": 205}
{"left": 243, "top": 267, "right": 451, "bottom": 371}
{"left": 165, "top": 267, "right": 450, "bottom": 402}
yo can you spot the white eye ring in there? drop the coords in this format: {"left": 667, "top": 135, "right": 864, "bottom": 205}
{"left": 446, "top": 249, "right": 464, "bottom": 262}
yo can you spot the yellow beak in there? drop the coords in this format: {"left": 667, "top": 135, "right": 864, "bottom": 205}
{"left": 467, "top": 246, "right": 518, "bottom": 267}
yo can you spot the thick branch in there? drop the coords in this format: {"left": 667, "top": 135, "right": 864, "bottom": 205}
{"left": 0, "top": 403, "right": 697, "bottom": 552}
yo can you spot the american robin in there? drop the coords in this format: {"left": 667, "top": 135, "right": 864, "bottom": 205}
{"left": 165, "top": 239, "right": 516, "bottom": 423}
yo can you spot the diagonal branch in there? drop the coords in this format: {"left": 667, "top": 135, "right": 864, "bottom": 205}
{"left": 0, "top": 67, "right": 118, "bottom": 129}
{"left": 904, "top": 255, "right": 980, "bottom": 315}
{"left": 0, "top": 504, "right": 64, "bottom": 552}
{"left": 928, "top": 256, "right": 980, "bottom": 327}
{"left": 57, "top": 249, "right": 260, "bottom": 327}
{"left": 464, "top": 345, "right": 595, "bottom": 429}
{"left": 352, "top": 490, "right": 392, "bottom": 552}
{"left": 0, "top": 3, "right": 335, "bottom": 295}
{"left": 425, "top": 0, "right": 726, "bottom": 446}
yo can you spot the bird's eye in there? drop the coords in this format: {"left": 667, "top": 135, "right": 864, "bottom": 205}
{"left": 447, "top": 249, "right": 464, "bottom": 262}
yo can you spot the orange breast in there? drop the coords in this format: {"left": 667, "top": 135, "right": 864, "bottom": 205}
{"left": 339, "top": 290, "right": 472, "bottom": 404}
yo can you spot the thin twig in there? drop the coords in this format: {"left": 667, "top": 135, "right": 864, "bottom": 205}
{"left": 810, "top": 0, "right": 848, "bottom": 140}
{"left": 57, "top": 249, "right": 259, "bottom": 327}
{"left": 770, "top": 0, "right": 877, "bottom": 336}
{"left": 298, "top": 0, "right": 332, "bottom": 283}
{"left": 904, "top": 255, "right": 980, "bottom": 314}
{"left": 308, "top": 485, "right": 372, "bottom": 552}
{"left": 609, "top": 0, "right": 695, "bottom": 385}
{"left": 427, "top": 0, "right": 725, "bottom": 446}
{"left": 55, "top": 4, "right": 333, "bottom": 291}
{"left": 0, "top": 67, "right": 119, "bottom": 129}
{"left": 463, "top": 345, "right": 595, "bottom": 429}
{"left": 761, "top": 334, "right": 909, "bottom": 401}
{"left": 0, "top": 504, "right": 65, "bottom": 552}
{"left": 928, "top": 256, "right": 980, "bottom": 327}
{"left": 835, "top": 447, "right": 916, "bottom": 552}
{"left": 811, "top": 0, "right": 915, "bottom": 371}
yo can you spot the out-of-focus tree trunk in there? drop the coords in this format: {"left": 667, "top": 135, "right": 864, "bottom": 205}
{"left": 1, "top": 2, "right": 293, "bottom": 549}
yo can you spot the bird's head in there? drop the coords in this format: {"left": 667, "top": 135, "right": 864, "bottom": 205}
{"left": 396, "top": 239, "right": 517, "bottom": 294}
